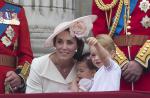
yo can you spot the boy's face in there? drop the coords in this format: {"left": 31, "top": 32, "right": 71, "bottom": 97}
{"left": 77, "top": 62, "right": 95, "bottom": 79}
{"left": 90, "top": 47, "right": 103, "bottom": 68}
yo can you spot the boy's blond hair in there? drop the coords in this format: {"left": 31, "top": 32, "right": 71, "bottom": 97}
{"left": 96, "top": 34, "right": 116, "bottom": 52}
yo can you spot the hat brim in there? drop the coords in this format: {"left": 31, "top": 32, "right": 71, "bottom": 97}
{"left": 44, "top": 15, "right": 97, "bottom": 48}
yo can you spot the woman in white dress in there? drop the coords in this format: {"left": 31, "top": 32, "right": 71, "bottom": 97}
{"left": 26, "top": 15, "right": 97, "bottom": 93}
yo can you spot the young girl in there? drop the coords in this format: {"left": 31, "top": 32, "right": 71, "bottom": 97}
{"left": 70, "top": 52, "right": 97, "bottom": 92}
{"left": 87, "top": 34, "right": 121, "bottom": 91}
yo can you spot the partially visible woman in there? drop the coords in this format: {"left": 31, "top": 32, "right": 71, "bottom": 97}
{"left": 26, "top": 15, "right": 97, "bottom": 93}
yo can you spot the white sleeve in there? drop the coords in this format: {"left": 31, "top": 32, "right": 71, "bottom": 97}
{"left": 79, "top": 78, "right": 93, "bottom": 91}
{"left": 90, "top": 59, "right": 121, "bottom": 91}
{"left": 104, "top": 58, "right": 120, "bottom": 71}
{"left": 104, "top": 59, "right": 121, "bottom": 91}
{"left": 26, "top": 58, "right": 43, "bottom": 93}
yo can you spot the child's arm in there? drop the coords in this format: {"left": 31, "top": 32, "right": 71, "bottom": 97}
{"left": 87, "top": 37, "right": 111, "bottom": 67}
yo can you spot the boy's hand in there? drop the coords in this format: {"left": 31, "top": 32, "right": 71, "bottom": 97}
{"left": 86, "top": 37, "right": 98, "bottom": 46}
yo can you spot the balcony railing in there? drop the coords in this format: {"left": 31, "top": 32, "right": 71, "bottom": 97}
{"left": 1, "top": 91, "right": 150, "bottom": 98}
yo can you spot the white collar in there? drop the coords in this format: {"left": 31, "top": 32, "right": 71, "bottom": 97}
{"left": 40, "top": 53, "right": 77, "bottom": 84}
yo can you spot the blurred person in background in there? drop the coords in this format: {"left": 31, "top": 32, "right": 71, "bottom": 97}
{"left": 0, "top": 0, "right": 33, "bottom": 94}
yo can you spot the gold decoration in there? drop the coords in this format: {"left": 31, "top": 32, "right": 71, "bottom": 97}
{"left": 109, "top": 0, "right": 124, "bottom": 37}
{"left": 20, "top": 62, "right": 31, "bottom": 80}
{"left": 124, "top": 0, "right": 129, "bottom": 6}
{"left": 4, "top": 0, "right": 22, "bottom": 6}
{"left": 114, "top": 45, "right": 129, "bottom": 67}
{"left": 135, "top": 40, "right": 150, "bottom": 68}
{"left": 95, "top": 0, "right": 119, "bottom": 11}
{"left": 95, "top": 0, "right": 123, "bottom": 35}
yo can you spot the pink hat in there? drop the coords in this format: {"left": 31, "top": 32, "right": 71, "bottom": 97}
{"left": 44, "top": 15, "right": 97, "bottom": 48}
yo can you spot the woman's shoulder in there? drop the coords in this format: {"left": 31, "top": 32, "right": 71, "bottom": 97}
{"left": 30, "top": 54, "right": 51, "bottom": 72}
{"left": 32, "top": 54, "right": 50, "bottom": 64}
{"left": 35, "top": 54, "right": 50, "bottom": 60}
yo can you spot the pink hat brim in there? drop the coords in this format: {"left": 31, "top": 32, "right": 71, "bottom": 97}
{"left": 44, "top": 15, "right": 97, "bottom": 48}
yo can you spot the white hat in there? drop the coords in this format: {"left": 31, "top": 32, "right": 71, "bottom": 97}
{"left": 44, "top": 15, "right": 97, "bottom": 48}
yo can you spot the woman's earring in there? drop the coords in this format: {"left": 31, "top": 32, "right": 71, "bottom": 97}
{"left": 75, "top": 49, "right": 77, "bottom": 52}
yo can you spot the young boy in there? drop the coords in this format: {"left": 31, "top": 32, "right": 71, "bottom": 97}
{"left": 87, "top": 34, "right": 121, "bottom": 91}
{"left": 70, "top": 53, "right": 97, "bottom": 92}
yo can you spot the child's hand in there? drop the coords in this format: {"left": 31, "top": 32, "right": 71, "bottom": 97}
{"left": 70, "top": 79, "right": 79, "bottom": 92}
{"left": 75, "top": 77, "right": 80, "bottom": 83}
{"left": 86, "top": 37, "right": 98, "bottom": 46}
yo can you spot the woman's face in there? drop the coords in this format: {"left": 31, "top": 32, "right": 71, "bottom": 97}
{"left": 54, "top": 30, "right": 77, "bottom": 60}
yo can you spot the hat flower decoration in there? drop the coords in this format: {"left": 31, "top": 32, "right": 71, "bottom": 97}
{"left": 70, "top": 20, "right": 90, "bottom": 39}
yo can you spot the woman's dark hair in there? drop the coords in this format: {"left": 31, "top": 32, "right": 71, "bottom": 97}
{"left": 73, "top": 37, "right": 84, "bottom": 61}
{"left": 53, "top": 28, "right": 84, "bottom": 61}
{"left": 78, "top": 52, "right": 97, "bottom": 70}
